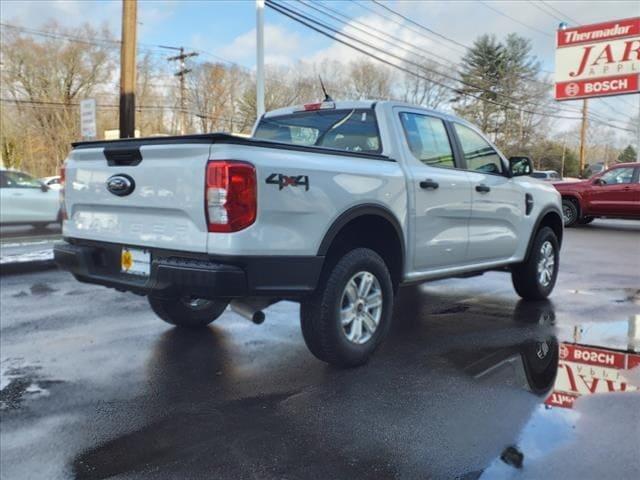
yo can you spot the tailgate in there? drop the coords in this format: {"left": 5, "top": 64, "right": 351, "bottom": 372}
{"left": 64, "top": 142, "right": 211, "bottom": 253}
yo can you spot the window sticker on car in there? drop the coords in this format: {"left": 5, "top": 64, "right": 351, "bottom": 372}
{"left": 266, "top": 173, "right": 310, "bottom": 191}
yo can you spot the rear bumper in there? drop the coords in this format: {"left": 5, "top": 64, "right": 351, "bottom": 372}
{"left": 54, "top": 240, "right": 324, "bottom": 299}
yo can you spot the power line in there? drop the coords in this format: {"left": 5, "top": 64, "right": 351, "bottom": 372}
{"left": 526, "top": 0, "right": 565, "bottom": 23}
{"left": 303, "top": 0, "right": 456, "bottom": 67}
{"left": 539, "top": 0, "right": 581, "bottom": 25}
{"left": 271, "top": 1, "right": 634, "bottom": 129}
{"left": 265, "top": 0, "right": 634, "bottom": 133}
{"left": 0, "top": 97, "right": 247, "bottom": 125}
{"left": 369, "top": 0, "right": 470, "bottom": 52}
{"left": 0, "top": 22, "right": 251, "bottom": 72}
{"left": 477, "top": 1, "right": 554, "bottom": 38}
{"left": 300, "top": 1, "right": 598, "bottom": 120}
{"left": 353, "top": 0, "right": 466, "bottom": 56}
{"left": 346, "top": 1, "right": 635, "bottom": 125}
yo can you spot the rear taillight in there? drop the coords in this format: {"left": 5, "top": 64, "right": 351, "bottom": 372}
{"left": 206, "top": 161, "right": 256, "bottom": 233}
{"left": 59, "top": 163, "right": 68, "bottom": 221}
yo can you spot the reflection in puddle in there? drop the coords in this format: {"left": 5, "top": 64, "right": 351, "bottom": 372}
{"left": 480, "top": 315, "right": 640, "bottom": 478}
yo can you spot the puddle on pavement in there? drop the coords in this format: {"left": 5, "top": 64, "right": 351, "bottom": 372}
{"left": 567, "top": 287, "right": 640, "bottom": 305}
{"left": 475, "top": 314, "right": 640, "bottom": 478}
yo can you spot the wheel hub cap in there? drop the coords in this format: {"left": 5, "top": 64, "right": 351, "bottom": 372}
{"left": 340, "top": 271, "right": 383, "bottom": 345}
{"left": 537, "top": 241, "right": 555, "bottom": 287}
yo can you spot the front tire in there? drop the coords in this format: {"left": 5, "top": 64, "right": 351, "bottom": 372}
{"left": 562, "top": 199, "right": 578, "bottom": 227}
{"left": 512, "top": 227, "right": 559, "bottom": 300}
{"left": 148, "top": 294, "right": 228, "bottom": 328}
{"left": 300, "top": 248, "right": 394, "bottom": 368}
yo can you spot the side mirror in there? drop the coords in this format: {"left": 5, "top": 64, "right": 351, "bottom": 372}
{"left": 509, "top": 156, "right": 533, "bottom": 177}
{"left": 593, "top": 178, "right": 604, "bottom": 186}
{"left": 40, "top": 183, "right": 49, "bottom": 192}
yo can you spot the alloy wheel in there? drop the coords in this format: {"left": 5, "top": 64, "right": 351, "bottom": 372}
{"left": 537, "top": 241, "right": 555, "bottom": 287}
{"left": 340, "top": 271, "right": 383, "bottom": 344}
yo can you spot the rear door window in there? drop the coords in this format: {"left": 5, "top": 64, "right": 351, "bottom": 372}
{"left": 254, "top": 108, "right": 382, "bottom": 154}
{"left": 399, "top": 112, "right": 456, "bottom": 168}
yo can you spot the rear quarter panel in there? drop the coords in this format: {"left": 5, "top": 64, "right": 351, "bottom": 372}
{"left": 207, "top": 144, "right": 407, "bottom": 257}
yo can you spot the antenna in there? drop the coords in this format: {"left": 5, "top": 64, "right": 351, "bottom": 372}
{"left": 319, "top": 76, "right": 333, "bottom": 102}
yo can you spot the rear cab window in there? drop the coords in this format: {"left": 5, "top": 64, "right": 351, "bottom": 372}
{"left": 253, "top": 108, "right": 382, "bottom": 154}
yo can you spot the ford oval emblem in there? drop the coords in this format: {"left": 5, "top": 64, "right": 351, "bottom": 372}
{"left": 106, "top": 174, "right": 135, "bottom": 196}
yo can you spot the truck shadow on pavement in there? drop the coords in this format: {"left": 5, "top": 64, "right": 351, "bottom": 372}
{"left": 71, "top": 287, "right": 559, "bottom": 480}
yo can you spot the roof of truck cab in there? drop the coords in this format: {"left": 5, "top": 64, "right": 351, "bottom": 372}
{"left": 263, "top": 100, "right": 463, "bottom": 124}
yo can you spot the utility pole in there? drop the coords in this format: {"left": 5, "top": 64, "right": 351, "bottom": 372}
{"left": 637, "top": 97, "right": 640, "bottom": 162}
{"left": 560, "top": 134, "right": 567, "bottom": 178}
{"left": 163, "top": 46, "right": 198, "bottom": 135}
{"left": 119, "top": 0, "right": 137, "bottom": 138}
{"left": 579, "top": 98, "right": 588, "bottom": 176}
{"left": 256, "top": 0, "right": 265, "bottom": 119}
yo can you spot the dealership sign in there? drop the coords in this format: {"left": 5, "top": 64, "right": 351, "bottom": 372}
{"left": 555, "top": 17, "right": 640, "bottom": 100}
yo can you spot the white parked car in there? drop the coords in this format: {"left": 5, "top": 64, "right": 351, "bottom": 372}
{"left": 0, "top": 168, "right": 62, "bottom": 227}
{"left": 55, "top": 100, "right": 563, "bottom": 367}
{"left": 40, "top": 175, "right": 63, "bottom": 191}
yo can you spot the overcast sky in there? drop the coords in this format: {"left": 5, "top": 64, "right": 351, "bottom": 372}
{"left": 2, "top": 0, "right": 639, "bottom": 141}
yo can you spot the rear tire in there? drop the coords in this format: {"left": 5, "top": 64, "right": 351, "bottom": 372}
{"left": 300, "top": 248, "right": 394, "bottom": 368}
{"left": 512, "top": 227, "right": 559, "bottom": 301}
{"left": 562, "top": 199, "right": 578, "bottom": 227}
{"left": 148, "top": 294, "right": 228, "bottom": 328}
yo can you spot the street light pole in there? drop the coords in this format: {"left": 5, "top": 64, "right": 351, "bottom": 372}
{"left": 256, "top": 0, "right": 265, "bottom": 120}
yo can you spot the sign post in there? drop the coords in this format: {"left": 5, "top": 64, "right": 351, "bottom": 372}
{"left": 555, "top": 17, "right": 640, "bottom": 101}
{"left": 80, "top": 99, "right": 97, "bottom": 141}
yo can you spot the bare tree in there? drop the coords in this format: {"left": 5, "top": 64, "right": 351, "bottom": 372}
{"left": 400, "top": 59, "right": 453, "bottom": 110}
{"left": 348, "top": 59, "right": 391, "bottom": 100}
{"left": 1, "top": 22, "right": 114, "bottom": 174}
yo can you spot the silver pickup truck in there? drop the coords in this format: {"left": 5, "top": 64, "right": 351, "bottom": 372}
{"left": 54, "top": 100, "right": 563, "bottom": 367}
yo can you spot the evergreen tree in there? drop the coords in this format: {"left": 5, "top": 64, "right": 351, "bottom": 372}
{"left": 617, "top": 145, "right": 637, "bottom": 163}
{"left": 453, "top": 34, "right": 548, "bottom": 154}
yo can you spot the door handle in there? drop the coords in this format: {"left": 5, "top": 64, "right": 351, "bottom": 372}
{"left": 420, "top": 179, "right": 439, "bottom": 190}
{"left": 475, "top": 184, "right": 491, "bottom": 193}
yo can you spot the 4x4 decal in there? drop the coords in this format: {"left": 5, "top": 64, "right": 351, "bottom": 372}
{"left": 266, "top": 173, "right": 310, "bottom": 191}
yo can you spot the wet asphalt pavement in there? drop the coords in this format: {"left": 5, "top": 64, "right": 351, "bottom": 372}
{"left": 1, "top": 220, "right": 639, "bottom": 479}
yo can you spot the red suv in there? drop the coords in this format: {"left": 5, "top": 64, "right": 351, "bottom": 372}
{"left": 553, "top": 162, "right": 640, "bottom": 227}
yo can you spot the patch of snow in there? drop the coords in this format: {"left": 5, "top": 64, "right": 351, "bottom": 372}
{"left": 0, "top": 249, "right": 54, "bottom": 264}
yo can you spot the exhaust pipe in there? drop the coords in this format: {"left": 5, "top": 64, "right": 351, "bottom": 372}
{"left": 230, "top": 298, "right": 274, "bottom": 324}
